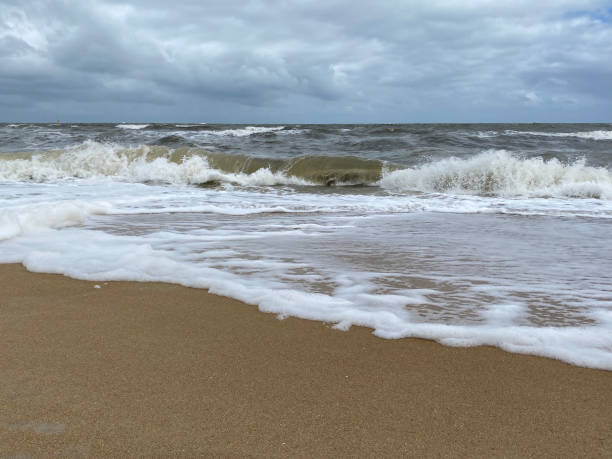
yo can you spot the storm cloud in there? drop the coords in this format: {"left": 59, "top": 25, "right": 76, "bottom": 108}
{"left": 1, "top": 0, "right": 611, "bottom": 122}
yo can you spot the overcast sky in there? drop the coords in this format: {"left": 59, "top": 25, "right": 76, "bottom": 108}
{"left": 1, "top": 0, "right": 611, "bottom": 122}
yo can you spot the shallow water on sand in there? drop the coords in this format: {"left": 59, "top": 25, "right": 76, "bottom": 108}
{"left": 1, "top": 123, "right": 611, "bottom": 368}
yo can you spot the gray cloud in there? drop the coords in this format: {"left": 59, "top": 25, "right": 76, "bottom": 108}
{"left": 0, "top": 0, "right": 610, "bottom": 122}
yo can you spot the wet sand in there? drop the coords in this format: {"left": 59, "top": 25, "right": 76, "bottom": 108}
{"left": 1, "top": 263, "right": 611, "bottom": 458}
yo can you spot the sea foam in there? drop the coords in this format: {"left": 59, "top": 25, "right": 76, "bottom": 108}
{"left": 1, "top": 222, "right": 610, "bottom": 370}
{"left": 211, "top": 126, "right": 285, "bottom": 136}
{"left": 0, "top": 201, "right": 110, "bottom": 240}
{"left": 507, "top": 130, "right": 612, "bottom": 140}
{"left": 116, "top": 124, "right": 150, "bottom": 130}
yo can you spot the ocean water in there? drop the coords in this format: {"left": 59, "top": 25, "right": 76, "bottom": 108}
{"left": 1, "top": 123, "right": 611, "bottom": 369}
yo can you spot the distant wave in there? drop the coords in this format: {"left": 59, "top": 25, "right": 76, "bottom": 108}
{"left": 472, "top": 129, "right": 612, "bottom": 141}
{"left": 205, "top": 126, "right": 285, "bottom": 136}
{"left": 474, "top": 131, "right": 498, "bottom": 138}
{"left": 148, "top": 135, "right": 198, "bottom": 147}
{"left": 113, "top": 124, "right": 305, "bottom": 137}
{"left": 116, "top": 124, "right": 150, "bottom": 130}
{"left": 506, "top": 130, "right": 612, "bottom": 140}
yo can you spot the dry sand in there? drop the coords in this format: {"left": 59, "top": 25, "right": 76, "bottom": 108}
{"left": 1, "top": 263, "right": 611, "bottom": 458}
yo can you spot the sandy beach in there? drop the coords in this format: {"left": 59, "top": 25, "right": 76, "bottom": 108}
{"left": 1, "top": 263, "right": 611, "bottom": 458}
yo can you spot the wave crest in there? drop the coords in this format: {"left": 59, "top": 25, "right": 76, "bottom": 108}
{"left": 2, "top": 144, "right": 611, "bottom": 199}
{"left": 0, "top": 141, "right": 383, "bottom": 187}
{"left": 381, "top": 150, "right": 612, "bottom": 199}
{"left": 508, "top": 130, "right": 612, "bottom": 140}
{"left": 116, "top": 124, "right": 149, "bottom": 130}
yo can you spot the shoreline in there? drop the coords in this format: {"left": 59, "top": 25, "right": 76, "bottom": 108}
{"left": 1, "top": 263, "right": 611, "bottom": 457}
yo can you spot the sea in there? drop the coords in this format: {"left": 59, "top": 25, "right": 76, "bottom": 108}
{"left": 1, "top": 122, "right": 611, "bottom": 369}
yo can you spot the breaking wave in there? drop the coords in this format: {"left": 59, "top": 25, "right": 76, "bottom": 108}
{"left": 1, "top": 144, "right": 611, "bottom": 198}
{"left": 209, "top": 126, "right": 285, "bottom": 136}
{"left": 177, "top": 126, "right": 307, "bottom": 137}
{"left": 381, "top": 150, "right": 612, "bottom": 199}
{"left": 506, "top": 130, "right": 612, "bottom": 140}
{"left": 0, "top": 141, "right": 383, "bottom": 187}
{"left": 116, "top": 124, "right": 149, "bottom": 130}
{"left": 472, "top": 130, "right": 612, "bottom": 141}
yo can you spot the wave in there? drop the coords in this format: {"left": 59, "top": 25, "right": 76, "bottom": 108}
{"left": 116, "top": 124, "right": 149, "bottom": 130}
{"left": 112, "top": 124, "right": 305, "bottom": 137}
{"left": 475, "top": 131, "right": 498, "bottom": 138}
{"left": 201, "top": 126, "right": 286, "bottom": 137}
{"left": 472, "top": 129, "right": 612, "bottom": 140}
{"left": 148, "top": 135, "right": 198, "bottom": 148}
{"left": 2, "top": 144, "right": 611, "bottom": 199}
{"left": 0, "top": 141, "right": 384, "bottom": 187}
{"left": 175, "top": 125, "right": 308, "bottom": 137}
{"left": 165, "top": 125, "right": 290, "bottom": 136}
{"left": 380, "top": 150, "right": 612, "bottom": 199}
{"left": 506, "top": 130, "right": 612, "bottom": 140}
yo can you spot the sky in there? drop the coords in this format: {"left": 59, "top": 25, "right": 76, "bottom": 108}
{"left": 0, "top": 0, "right": 611, "bottom": 123}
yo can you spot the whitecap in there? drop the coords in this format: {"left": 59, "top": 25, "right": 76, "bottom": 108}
{"left": 381, "top": 150, "right": 612, "bottom": 199}
{"left": 506, "top": 130, "right": 612, "bottom": 140}
{"left": 116, "top": 124, "right": 150, "bottom": 130}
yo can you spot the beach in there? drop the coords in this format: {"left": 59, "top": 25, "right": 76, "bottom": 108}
{"left": 3, "top": 0, "right": 611, "bottom": 454}
{"left": 2, "top": 263, "right": 611, "bottom": 458}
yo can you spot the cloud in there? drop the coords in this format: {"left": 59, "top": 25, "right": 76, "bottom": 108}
{"left": 0, "top": 0, "right": 610, "bottom": 122}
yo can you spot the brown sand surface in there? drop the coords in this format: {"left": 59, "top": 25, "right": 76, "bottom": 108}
{"left": 1, "top": 263, "right": 611, "bottom": 458}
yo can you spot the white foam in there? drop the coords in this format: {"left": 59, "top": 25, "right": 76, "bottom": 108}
{"left": 590, "top": 309, "right": 612, "bottom": 326}
{"left": 129, "top": 154, "right": 311, "bottom": 186}
{"left": 2, "top": 129, "right": 611, "bottom": 371}
{"left": 210, "top": 126, "right": 284, "bottom": 136}
{"left": 2, "top": 153, "right": 611, "bottom": 220}
{"left": 1, "top": 224, "right": 610, "bottom": 370}
{"left": 171, "top": 126, "right": 308, "bottom": 138}
{"left": 1, "top": 173, "right": 611, "bottom": 369}
{"left": 4, "top": 144, "right": 610, "bottom": 202}
{"left": 507, "top": 130, "right": 612, "bottom": 140}
{"left": 116, "top": 124, "right": 149, "bottom": 130}
{"left": 0, "top": 141, "right": 311, "bottom": 186}
{"left": 480, "top": 303, "right": 525, "bottom": 325}
{"left": 381, "top": 150, "right": 612, "bottom": 199}
{"left": 0, "top": 201, "right": 110, "bottom": 241}
{"left": 475, "top": 130, "right": 498, "bottom": 138}
{"left": 108, "top": 204, "right": 297, "bottom": 216}
{"left": 375, "top": 322, "right": 612, "bottom": 370}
